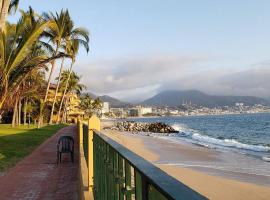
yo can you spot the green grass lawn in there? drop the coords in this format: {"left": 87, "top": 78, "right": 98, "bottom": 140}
{"left": 0, "top": 124, "right": 66, "bottom": 172}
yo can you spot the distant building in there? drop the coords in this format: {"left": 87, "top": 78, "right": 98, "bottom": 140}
{"left": 169, "top": 109, "right": 179, "bottom": 115}
{"left": 127, "top": 106, "right": 153, "bottom": 117}
{"left": 129, "top": 108, "right": 141, "bottom": 117}
{"left": 65, "top": 93, "right": 84, "bottom": 122}
{"left": 140, "top": 107, "right": 153, "bottom": 115}
{"left": 235, "top": 103, "right": 244, "bottom": 107}
{"left": 47, "top": 84, "right": 84, "bottom": 123}
{"left": 101, "top": 102, "right": 110, "bottom": 114}
{"left": 110, "top": 108, "right": 126, "bottom": 118}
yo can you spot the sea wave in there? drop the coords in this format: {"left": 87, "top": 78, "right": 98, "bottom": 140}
{"left": 171, "top": 123, "right": 270, "bottom": 152}
{"left": 262, "top": 157, "right": 270, "bottom": 162}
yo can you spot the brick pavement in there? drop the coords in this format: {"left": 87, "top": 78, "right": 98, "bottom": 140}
{"left": 0, "top": 125, "right": 79, "bottom": 200}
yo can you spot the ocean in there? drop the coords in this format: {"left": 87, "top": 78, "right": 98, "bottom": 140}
{"left": 129, "top": 113, "right": 270, "bottom": 183}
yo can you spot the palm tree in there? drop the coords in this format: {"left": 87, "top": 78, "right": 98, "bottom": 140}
{"left": 56, "top": 70, "right": 85, "bottom": 123}
{"left": 80, "top": 94, "right": 94, "bottom": 118}
{"left": 56, "top": 39, "right": 89, "bottom": 123}
{"left": 93, "top": 98, "right": 103, "bottom": 117}
{"left": 43, "top": 10, "right": 89, "bottom": 124}
{"left": 0, "top": 0, "right": 20, "bottom": 31}
{"left": 0, "top": 7, "right": 64, "bottom": 110}
{"left": 21, "top": 70, "right": 46, "bottom": 126}
{"left": 37, "top": 10, "right": 72, "bottom": 127}
{"left": 41, "top": 10, "right": 71, "bottom": 105}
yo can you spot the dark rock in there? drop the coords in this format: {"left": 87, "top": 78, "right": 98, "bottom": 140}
{"left": 111, "top": 121, "right": 179, "bottom": 134}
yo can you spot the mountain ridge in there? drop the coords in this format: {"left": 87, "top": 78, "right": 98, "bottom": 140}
{"left": 84, "top": 90, "right": 269, "bottom": 108}
{"left": 141, "top": 90, "right": 269, "bottom": 107}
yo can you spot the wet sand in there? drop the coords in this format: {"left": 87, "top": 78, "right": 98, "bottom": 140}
{"left": 102, "top": 121, "right": 270, "bottom": 200}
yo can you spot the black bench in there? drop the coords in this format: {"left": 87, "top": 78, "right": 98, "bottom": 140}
{"left": 57, "top": 135, "right": 74, "bottom": 164}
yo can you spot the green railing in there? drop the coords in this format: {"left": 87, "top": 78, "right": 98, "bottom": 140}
{"left": 92, "top": 130, "right": 208, "bottom": 200}
{"left": 79, "top": 117, "right": 208, "bottom": 200}
{"left": 83, "top": 123, "right": 89, "bottom": 166}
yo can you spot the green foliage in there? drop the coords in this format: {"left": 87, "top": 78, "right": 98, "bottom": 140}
{"left": 0, "top": 6, "right": 89, "bottom": 126}
{"left": 80, "top": 94, "right": 103, "bottom": 118}
{"left": 43, "top": 9, "right": 89, "bottom": 56}
{"left": 8, "top": 0, "right": 20, "bottom": 15}
{"left": 80, "top": 94, "right": 94, "bottom": 117}
{"left": 0, "top": 7, "right": 66, "bottom": 109}
{"left": 0, "top": 124, "right": 65, "bottom": 171}
{"left": 57, "top": 70, "right": 86, "bottom": 95}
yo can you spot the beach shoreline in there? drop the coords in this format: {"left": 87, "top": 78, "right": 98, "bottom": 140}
{"left": 101, "top": 119, "right": 270, "bottom": 200}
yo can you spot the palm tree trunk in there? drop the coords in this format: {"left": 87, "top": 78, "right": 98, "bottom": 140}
{"left": 0, "top": 74, "right": 8, "bottom": 111}
{"left": 49, "top": 56, "right": 65, "bottom": 124}
{"left": 0, "top": 0, "right": 3, "bottom": 28}
{"left": 64, "top": 98, "right": 69, "bottom": 123}
{"left": 44, "top": 60, "right": 56, "bottom": 103}
{"left": 61, "top": 97, "right": 68, "bottom": 123}
{"left": 38, "top": 46, "right": 59, "bottom": 128}
{"left": 12, "top": 97, "right": 18, "bottom": 128}
{"left": 18, "top": 97, "right": 21, "bottom": 126}
{"left": 28, "top": 113, "right": 30, "bottom": 128}
{"left": 0, "top": 95, "right": 7, "bottom": 110}
{"left": 15, "top": 103, "right": 19, "bottom": 126}
{"left": 23, "top": 98, "right": 27, "bottom": 125}
{"left": 56, "top": 61, "right": 74, "bottom": 123}
{"left": 0, "top": 0, "right": 10, "bottom": 31}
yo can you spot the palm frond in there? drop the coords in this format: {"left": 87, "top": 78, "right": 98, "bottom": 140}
{"left": 8, "top": 0, "right": 20, "bottom": 15}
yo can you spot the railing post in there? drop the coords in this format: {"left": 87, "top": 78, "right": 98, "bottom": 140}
{"left": 78, "top": 120, "right": 83, "bottom": 146}
{"left": 88, "top": 115, "right": 100, "bottom": 193}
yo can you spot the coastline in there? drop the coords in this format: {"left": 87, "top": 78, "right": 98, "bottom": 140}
{"left": 101, "top": 120, "right": 270, "bottom": 200}
{"left": 120, "top": 111, "right": 270, "bottom": 119}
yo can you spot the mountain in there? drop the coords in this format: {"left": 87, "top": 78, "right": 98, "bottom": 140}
{"left": 141, "top": 90, "right": 269, "bottom": 108}
{"left": 83, "top": 92, "right": 132, "bottom": 108}
{"left": 99, "top": 95, "right": 132, "bottom": 108}
{"left": 83, "top": 92, "right": 97, "bottom": 99}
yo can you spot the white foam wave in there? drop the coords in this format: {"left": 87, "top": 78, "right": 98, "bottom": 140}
{"left": 171, "top": 124, "right": 192, "bottom": 136}
{"left": 191, "top": 133, "right": 270, "bottom": 152}
{"left": 171, "top": 123, "right": 270, "bottom": 152}
{"left": 262, "top": 157, "right": 270, "bottom": 162}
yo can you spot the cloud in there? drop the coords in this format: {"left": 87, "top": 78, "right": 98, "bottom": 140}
{"left": 74, "top": 55, "right": 270, "bottom": 101}
{"left": 160, "top": 66, "right": 270, "bottom": 98}
{"left": 76, "top": 55, "right": 208, "bottom": 97}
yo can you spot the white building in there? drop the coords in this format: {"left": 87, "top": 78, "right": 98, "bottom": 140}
{"left": 101, "top": 102, "right": 110, "bottom": 114}
{"left": 140, "top": 107, "right": 153, "bottom": 115}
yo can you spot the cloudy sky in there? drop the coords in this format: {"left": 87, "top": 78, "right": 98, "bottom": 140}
{"left": 12, "top": 0, "right": 270, "bottom": 102}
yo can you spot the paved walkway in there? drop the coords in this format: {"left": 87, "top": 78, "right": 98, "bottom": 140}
{"left": 0, "top": 125, "right": 79, "bottom": 200}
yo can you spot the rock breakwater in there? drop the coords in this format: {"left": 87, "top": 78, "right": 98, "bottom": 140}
{"left": 109, "top": 121, "right": 179, "bottom": 133}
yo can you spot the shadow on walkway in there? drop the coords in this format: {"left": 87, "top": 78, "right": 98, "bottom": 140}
{"left": 0, "top": 125, "right": 79, "bottom": 200}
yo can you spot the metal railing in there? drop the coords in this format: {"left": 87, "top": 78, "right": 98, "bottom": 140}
{"left": 79, "top": 116, "right": 208, "bottom": 200}
{"left": 83, "top": 123, "right": 89, "bottom": 166}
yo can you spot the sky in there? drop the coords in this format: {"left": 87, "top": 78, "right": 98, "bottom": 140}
{"left": 9, "top": 0, "right": 270, "bottom": 102}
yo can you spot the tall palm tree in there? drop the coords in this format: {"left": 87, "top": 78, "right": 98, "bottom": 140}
{"left": 43, "top": 10, "right": 89, "bottom": 124}
{"left": 37, "top": 10, "right": 72, "bottom": 127}
{"left": 0, "top": 0, "right": 19, "bottom": 31}
{"left": 56, "top": 39, "right": 89, "bottom": 123}
{"left": 41, "top": 10, "right": 71, "bottom": 105}
{"left": 0, "top": 7, "right": 64, "bottom": 110}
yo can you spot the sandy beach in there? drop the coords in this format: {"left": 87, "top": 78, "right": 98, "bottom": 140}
{"left": 101, "top": 120, "right": 270, "bottom": 200}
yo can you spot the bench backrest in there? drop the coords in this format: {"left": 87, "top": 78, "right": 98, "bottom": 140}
{"left": 58, "top": 136, "right": 74, "bottom": 152}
